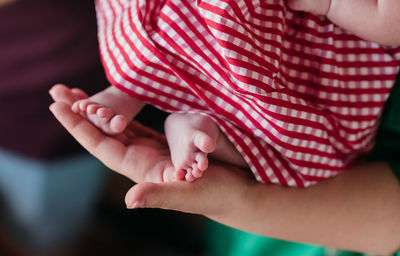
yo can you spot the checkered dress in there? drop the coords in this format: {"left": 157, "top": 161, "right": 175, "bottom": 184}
{"left": 96, "top": 0, "right": 400, "bottom": 187}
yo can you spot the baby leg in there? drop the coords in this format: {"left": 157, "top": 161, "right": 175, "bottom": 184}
{"left": 165, "top": 113, "right": 247, "bottom": 182}
{"left": 72, "top": 86, "right": 145, "bottom": 135}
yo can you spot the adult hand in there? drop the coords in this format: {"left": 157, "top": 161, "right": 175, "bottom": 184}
{"left": 49, "top": 84, "right": 254, "bottom": 216}
{"left": 49, "top": 84, "right": 400, "bottom": 254}
{"left": 49, "top": 84, "right": 177, "bottom": 183}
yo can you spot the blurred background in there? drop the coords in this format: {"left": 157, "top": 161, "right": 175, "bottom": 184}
{"left": 0, "top": 0, "right": 206, "bottom": 255}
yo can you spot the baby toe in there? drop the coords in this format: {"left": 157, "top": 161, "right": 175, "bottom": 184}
{"left": 71, "top": 101, "right": 81, "bottom": 113}
{"left": 193, "top": 131, "right": 216, "bottom": 153}
{"left": 87, "top": 103, "right": 101, "bottom": 114}
{"left": 195, "top": 153, "right": 208, "bottom": 171}
{"left": 192, "top": 165, "right": 203, "bottom": 178}
{"left": 185, "top": 168, "right": 195, "bottom": 182}
{"left": 110, "top": 115, "right": 127, "bottom": 134}
{"left": 78, "top": 100, "right": 92, "bottom": 111}
{"left": 97, "top": 107, "right": 114, "bottom": 119}
{"left": 175, "top": 169, "right": 187, "bottom": 181}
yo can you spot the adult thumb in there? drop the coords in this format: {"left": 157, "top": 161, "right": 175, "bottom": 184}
{"left": 125, "top": 181, "right": 207, "bottom": 215}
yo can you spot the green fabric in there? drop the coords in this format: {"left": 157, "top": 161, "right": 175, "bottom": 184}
{"left": 206, "top": 71, "right": 400, "bottom": 256}
{"left": 207, "top": 221, "right": 363, "bottom": 256}
{"left": 367, "top": 72, "right": 400, "bottom": 180}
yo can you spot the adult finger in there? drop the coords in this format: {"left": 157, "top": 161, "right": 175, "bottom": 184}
{"left": 49, "top": 101, "right": 174, "bottom": 183}
{"left": 125, "top": 164, "right": 252, "bottom": 216}
{"left": 125, "top": 181, "right": 210, "bottom": 215}
{"left": 71, "top": 87, "right": 89, "bottom": 99}
{"left": 49, "top": 84, "right": 78, "bottom": 104}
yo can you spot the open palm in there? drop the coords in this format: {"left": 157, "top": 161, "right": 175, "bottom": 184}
{"left": 49, "top": 84, "right": 176, "bottom": 183}
{"left": 49, "top": 84, "right": 251, "bottom": 216}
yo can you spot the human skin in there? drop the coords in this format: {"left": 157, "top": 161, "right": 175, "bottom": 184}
{"left": 287, "top": 0, "right": 400, "bottom": 45}
{"left": 72, "top": 86, "right": 145, "bottom": 135}
{"left": 49, "top": 84, "right": 400, "bottom": 254}
{"left": 73, "top": 86, "right": 246, "bottom": 182}
{"left": 164, "top": 113, "right": 247, "bottom": 181}
{"left": 0, "top": 0, "right": 16, "bottom": 7}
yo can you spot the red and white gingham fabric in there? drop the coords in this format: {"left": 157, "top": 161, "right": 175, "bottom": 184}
{"left": 96, "top": 0, "right": 400, "bottom": 187}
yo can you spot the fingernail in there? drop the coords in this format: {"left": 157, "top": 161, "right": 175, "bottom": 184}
{"left": 127, "top": 200, "right": 144, "bottom": 209}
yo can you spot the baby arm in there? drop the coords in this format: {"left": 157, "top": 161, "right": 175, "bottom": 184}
{"left": 287, "top": 0, "right": 400, "bottom": 46}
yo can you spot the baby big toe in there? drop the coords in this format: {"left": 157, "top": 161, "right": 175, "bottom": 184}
{"left": 109, "top": 115, "right": 127, "bottom": 134}
{"left": 193, "top": 131, "right": 216, "bottom": 154}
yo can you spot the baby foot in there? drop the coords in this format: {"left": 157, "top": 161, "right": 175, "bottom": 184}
{"left": 71, "top": 86, "right": 145, "bottom": 136}
{"left": 72, "top": 99, "right": 127, "bottom": 135}
{"left": 165, "top": 113, "right": 220, "bottom": 182}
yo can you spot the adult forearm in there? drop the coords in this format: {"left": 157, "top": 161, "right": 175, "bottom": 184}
{"left": 209, "top": 162, "right": 400, "bottom": 254}
{"left": 328, "top": 0, "right": 400, "bottom": 45}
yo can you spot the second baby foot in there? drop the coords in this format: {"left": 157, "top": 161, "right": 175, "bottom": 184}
{"left": 164, "top": 113, "right": 220, "bottom": 182}
{"left": 72, "top": 99, "right": 127, "bottom": 135}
